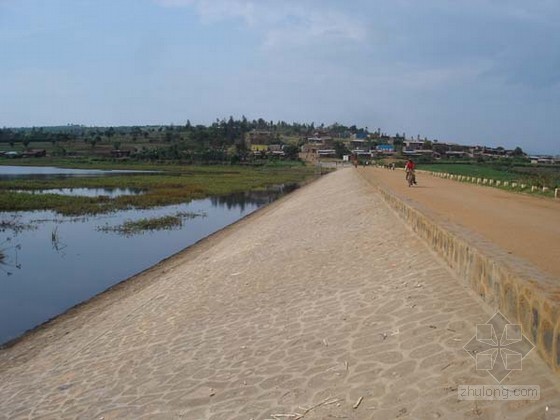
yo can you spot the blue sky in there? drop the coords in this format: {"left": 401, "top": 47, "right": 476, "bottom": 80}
{"left": 1, "top": 0, "right": 559, "bottom": 154}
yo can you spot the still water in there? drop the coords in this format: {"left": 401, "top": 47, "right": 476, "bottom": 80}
{"left": 0, "top": 177, "right": 296, "bottom": 345}
{"left": 0, "top": 165, "right": 153, "bottom": 179}
{"left": 13, "top": 187, "right": 144, "bottom": 197}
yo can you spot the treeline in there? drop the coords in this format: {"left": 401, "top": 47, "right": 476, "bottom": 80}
{"left": 0, "top": 118, "right": 366, "bottom": 148}
{"left": 1, "top": 117, "right": 364, "bottom": 163}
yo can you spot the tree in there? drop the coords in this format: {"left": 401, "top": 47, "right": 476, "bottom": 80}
{"left": 91, "top": 135, "right": 101, "bottom": 149}
{"left": 333, "top": 141, "right": 350, "bottom": 159}
{"left": 393, "top": 138, "right": 404, "bottom": 153}
{"left": 512, "top": 146, "right": 525, "bottom": 156}
{"left": 283, "top": 144, "right": 300, "bottom": 160}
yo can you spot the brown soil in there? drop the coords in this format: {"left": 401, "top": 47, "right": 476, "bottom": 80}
{"left": 358, "top": 167, "right": 560, "bottom": 279}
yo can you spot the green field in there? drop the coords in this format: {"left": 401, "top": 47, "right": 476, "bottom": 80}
{"left": 0, "top": 160, "right": 317, "bottom": 215}
{"left": 419, "top": 163, "right": 560, "bottom": 190}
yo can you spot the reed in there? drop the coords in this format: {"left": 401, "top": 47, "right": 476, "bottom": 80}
{"left": 97, "top": 212, "right": 205, "bottom": 235}
{"left": 0, "top": 163, "right": 315, "bottom": 215}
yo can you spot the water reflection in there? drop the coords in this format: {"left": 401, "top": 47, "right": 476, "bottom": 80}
{"left": 14, "top": 187, "right": 144, "bottom": 198}
{"left": 211, "top": 183, "right": 299, "bottom": 211}
{"left": 0, "top": 238, "right": 22, "bottom": 276}
{"left": 0, "top": 184, "right": 298, "bottom": 345}
{"left": 0, "top": 165, "right": 157, "bottom": 181}
{"left": 50, "top": 226, "right": 68, "bottom": 255}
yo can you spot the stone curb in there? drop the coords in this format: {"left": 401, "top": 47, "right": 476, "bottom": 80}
{"left": 413, "top": 169, "right": 559, "bottom": 199}
{"left": 368, "top": 178, "right": 560, "bottom": 374}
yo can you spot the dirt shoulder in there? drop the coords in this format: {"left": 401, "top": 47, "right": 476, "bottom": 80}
{"left": 357, "top": 167, "right": 560, "bottom": 279}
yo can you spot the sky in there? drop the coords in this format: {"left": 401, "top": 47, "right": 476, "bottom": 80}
{"left": 1, "top": 0, "right": 559, "bottom": 154}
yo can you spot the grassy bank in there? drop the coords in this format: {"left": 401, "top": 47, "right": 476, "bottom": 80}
{"left": 420, "top": 163, "right": 560, "bottom": 189}
{"left": 0, "top": 161, "right": 317, "bottom": 215}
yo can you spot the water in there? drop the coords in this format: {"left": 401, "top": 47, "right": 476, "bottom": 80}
{"left": 0, "top": 165, "right": 154, "bottom": 179}
{"left": 0, "top": 184, "right": 297, "bottom": 345}
{"left": 13, "top": 187, "right": 144, "bottom": 198}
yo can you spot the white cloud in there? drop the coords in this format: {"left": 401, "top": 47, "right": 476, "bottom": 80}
{"left": 263, "top": 8, "right": 366, "bottom": 49}
{"left": 157, "top": 0, "right": 256, "bottom": 25}
{"left": 154, "top": 0, "right": 367, "bottom": 49}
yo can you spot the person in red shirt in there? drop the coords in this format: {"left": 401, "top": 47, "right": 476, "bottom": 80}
{"left": 405, "top": 159, "right": 415, "bottom": 173}
{"left": 405, "top": 159, "right": 417, "bottom": 185}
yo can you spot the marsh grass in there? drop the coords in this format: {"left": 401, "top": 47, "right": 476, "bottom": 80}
{"left": 97, "top": 211, "right": 206, "bottom": 235}
{"left": 0, "top": 163, "right": 315, "bottom": 215}
{"left": 0, "top": 215, "right": 36, "bottom": 233}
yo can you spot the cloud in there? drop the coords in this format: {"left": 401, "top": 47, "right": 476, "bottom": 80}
{"left": 158, "top": 0, "right": 256, "bottom": 24}
{"left": 263, "top": 8, "right": 366, "bottom": 50}
{"left": 154, "top": 0, "right": 368, "bottom": 49}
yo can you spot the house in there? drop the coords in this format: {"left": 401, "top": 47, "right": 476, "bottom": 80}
{"left": 530, "top": 155, "right": 556, "bottom": 165}
{"left": 317, "top": 149, "right": 336, "bottom": 158}
{"left": 301, "top": 143, "right": 319, "bottom": 154}
{"left": 353, "top": 150, "right": 374, "bottom": 159}
{"left": 250, "top": 144, "right": 269, "bottom": 152}
{"left": 110, "top": 150, "right": 131, "bottom": 158}
{"left": 4, "top": 151, "right": 21, "bottom": 158}
{"left": 307, "top": 136, "right": 334, "bottom": 148}
{"left": 402, "top": 150, "right": 423, "bottom": 157}
{"left": 415, "top": 149, "right": 440, "bottom": 159}
{"left": 303, "top": 134, "right": 335, "bottom": 157}
{"left": 351, "top": 132, "right": 368, "bottom": 140}
{"left": 350, "top": 138, "right": 367, "bottom": 149}
{"left": 445, "top": 151, "right": 467, "bottom": 158}
{"left": 403, "top": 140, "right": 424, "bottom": 151}
{"left": 22, "top": 149, "right": 47, "bottom": 158}
{"left": 376, "top": 144, "right": 395, "bottom": 154}
{"left": 268, "top": 144, "right": 283, "bottom": 152}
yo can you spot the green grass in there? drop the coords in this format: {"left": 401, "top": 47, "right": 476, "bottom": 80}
{"left": 420, "top": 163, "right": 560, "bottom": 187}
{"left": 419, "top": 163, "right": 519, "bottom": 181}
{"left": 0, "top": 162, "right": 316, "bottom": 215}
{"left": 419, "top": 162, "right": 559, "bottom": 197}
{"left": 97, "top": 212, "right": 205, "bottom": 235}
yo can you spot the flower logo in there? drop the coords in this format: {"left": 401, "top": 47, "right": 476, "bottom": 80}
{"left": 464, "top": 311, "right": 534, "bottom": 383}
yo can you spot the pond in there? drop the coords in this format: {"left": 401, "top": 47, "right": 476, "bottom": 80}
{"left": 0, "top": 165, "right": 154, "bottom": 179}
{"left": 12, "top": 187, "right": 144, "bottom": 198}
{"left": 0, "top": 184, "right": 297, "bottom": 345}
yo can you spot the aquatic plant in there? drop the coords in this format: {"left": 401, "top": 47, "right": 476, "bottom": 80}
{"left": 0, "top": 163, "right": 315, "bottom": 215}
{"left": 0, "top": 215, "right": 35, "bottom": 233}
{"left": 97, "top": 211, "right": 206, "bottom": 236}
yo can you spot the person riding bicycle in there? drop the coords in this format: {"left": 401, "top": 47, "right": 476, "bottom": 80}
{"left": 405, "top": 159, "right": 417, "bottom": 185}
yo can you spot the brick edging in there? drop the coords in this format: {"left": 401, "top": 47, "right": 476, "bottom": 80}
{"left": 373, "top": 182, "right": 560, "bottom": 374}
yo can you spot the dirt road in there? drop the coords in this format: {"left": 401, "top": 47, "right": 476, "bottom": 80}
{"left": 358, "top": 167, "right": 560, "bottom": 279}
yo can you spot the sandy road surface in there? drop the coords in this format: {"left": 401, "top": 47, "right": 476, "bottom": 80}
{"left": 358, "top": 167, "right": 560, "bottom": 279}
{"left": 0, "top": 169, "right": 558, "bottom": 419}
